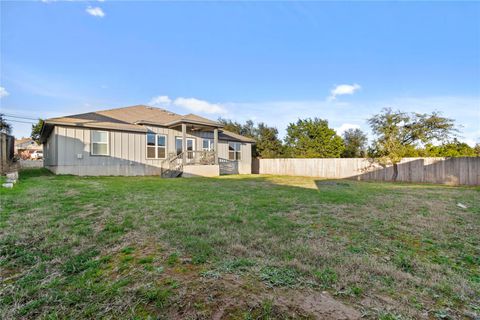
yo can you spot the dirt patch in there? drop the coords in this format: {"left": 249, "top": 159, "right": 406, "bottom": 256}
{"left": 197, "top": 277, "right": 361, "bottom": 320}
{"left": 274, "top": 289, "right": 361, "bottom": 320}
{"left": 107, "top": 240, "right": 361, "bottom": 319}
{"left": 166, "top": 263, "right": 359, "bottom": 319}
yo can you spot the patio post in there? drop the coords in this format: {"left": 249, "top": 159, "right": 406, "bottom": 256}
{"left": 182, "top": 123, "right": 187, "bottom": 164}
{"left": 213, "top": 128, "right": 218, "bottom": 164}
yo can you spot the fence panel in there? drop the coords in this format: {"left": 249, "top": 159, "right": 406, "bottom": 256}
{"left": 256, "top": 157, "right": 480, "bottom": 185}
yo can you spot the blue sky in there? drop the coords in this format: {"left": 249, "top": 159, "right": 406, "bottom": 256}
{"left": 1, "top": 1, "right": 479, "bottom": 145}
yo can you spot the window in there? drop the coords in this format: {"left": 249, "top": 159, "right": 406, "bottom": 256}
{"left": 147, "top": 133, "right": 156, "bottom": 158}
{"left": 175, "top": 138, "right": 182, "bottom": 156}
{"left": 228, "top": 142, "right": 241, "bottom": 161}
{"left": 146, "top": 133, "right": 167, "bottom": 159}
{"left": 157, "top": 135, "right": 166, "bottom": 158}
{"left": 91, "top": 130, "right": 109, "bottom": 156}
{"left": 202, "top": 139, "right": 214, "bottom": 151}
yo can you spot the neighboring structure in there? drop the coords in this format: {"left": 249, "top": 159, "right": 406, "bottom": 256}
{"left": 15, "top": 138, "right": 42, "bottom": 159}
{"left": 39, "top": 105, "right": 255, "bottom": 177}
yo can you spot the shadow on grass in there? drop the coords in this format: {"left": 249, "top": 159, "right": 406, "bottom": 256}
{"left": 19, "top": 168, "right": 53, "bottom": 180}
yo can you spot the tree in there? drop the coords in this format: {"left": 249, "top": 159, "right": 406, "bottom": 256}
{"left": 31, "top": 119, "right": 45, "bottom": 144}
{"left": 475, "top": 143, "right": 480, "bottom": 157}
{"left": 420, "top": 139, "right": 476, "bottom": 157}
{"left": 218, "top": 118, "right": 255, "bottom": 138}
{"left": 341, "top": 128, "right": 368, "bottom": 158}
{"left": 368, "top": 108, "right": 456, "bottom": 181}
{"left": 218, "top": 118, "right": 284, "bottom": 158}
{"left": 284, "top": 118, "right": 344, "bottom": 158}
{"left": 0, "top": 113, "right": 12, "bottom": 134}
{"left": 255, "top": 122, "right": 284, "bottom": 158}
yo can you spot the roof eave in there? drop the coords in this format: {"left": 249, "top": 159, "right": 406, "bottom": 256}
{"left": 39, "top": 123, "right": 54, "bottom": 144}
{"left": 163, "top": 119, "right": 224, "bottom": 128}
{"left": 42, "top": 120, "right": 148, "bottom": 134}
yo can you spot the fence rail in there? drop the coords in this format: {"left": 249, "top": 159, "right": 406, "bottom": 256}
{"left": 253, "top": 157, "right": 480, "bottom": 186}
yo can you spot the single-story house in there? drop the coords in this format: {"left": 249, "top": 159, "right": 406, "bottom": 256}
{"left": 39, "top": 105, "right": 255, "bottom": 177}
{"left": 15, "top": 138, "right": 42, "bottom": 159}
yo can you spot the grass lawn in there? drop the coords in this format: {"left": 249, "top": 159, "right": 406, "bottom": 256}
{"left": 1, "top": 169, "right": 479, "bottom": 319}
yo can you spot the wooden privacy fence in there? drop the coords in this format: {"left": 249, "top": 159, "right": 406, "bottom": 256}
{"left": 0, "top": 133, "right": 15, "bottom": 174}
{"left": 253, "top": 157, "right": 480, "bottom": 186}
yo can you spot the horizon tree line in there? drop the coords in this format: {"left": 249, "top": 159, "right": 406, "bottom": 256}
{"left": 218, "top": 108, "right": 479, "bottom": 161}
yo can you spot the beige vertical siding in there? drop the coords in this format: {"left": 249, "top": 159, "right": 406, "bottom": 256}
{"left": 45, "top": 125, "right": 253, "bottom": 176}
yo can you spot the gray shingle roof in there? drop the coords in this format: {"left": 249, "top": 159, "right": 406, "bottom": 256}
{"left": 43, "top": 105, "right": 255, "bottom": 143}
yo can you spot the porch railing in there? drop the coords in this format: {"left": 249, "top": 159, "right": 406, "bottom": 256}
{"left": 163, "top": 150, "right": 216, "bottom": 168}
{"left": 183, "top": 150, "right": 216, "bottom": 165}
{"left": 161, "top": 152, "right": 183, "bottom": 178}
{"left": 161, "top": 150, "right": 217, "bottom": 178}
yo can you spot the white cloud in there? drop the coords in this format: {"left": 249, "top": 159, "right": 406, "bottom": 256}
{"left": 173, "top": 97, "right": 227, "bottom": 114}
{"left": 148, "top": 95, "right": 172, "bottom": 107}
{"left": 336, "top": 123, "right": 361, "bottom": 135}
{"left": 0, "top": 87, "right": 9, "bottom": 98}
{"left": 328, "top": 83, "right": 361, "bottom": 101}
{"left": 86, "top": 6, "right": 105, "bottom": 18}
{"left": 147, "top": 95, "right": 227, "bottom": 114}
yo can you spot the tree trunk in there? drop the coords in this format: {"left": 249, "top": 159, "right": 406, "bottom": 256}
{"left": 392, "top": 163, "right": 399, "bottom": 182}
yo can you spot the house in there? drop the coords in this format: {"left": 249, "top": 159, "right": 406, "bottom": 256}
{"left": 14, "top": 138, "right": 42, "bottom": 159}
{"left": 39, "top": 105, "right": 255, "bottom": 177}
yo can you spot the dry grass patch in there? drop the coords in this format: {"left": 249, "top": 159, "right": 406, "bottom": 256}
{"left": 1, "top": 169, "right": 479, "bottom": 319}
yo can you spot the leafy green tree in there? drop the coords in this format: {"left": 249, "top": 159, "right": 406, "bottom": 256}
{"left": 475, "top": 143, "right": 480, "bottom": 157}
{"left": 0, "top": 113, "right": 12, "bottom": 134}
{"left": 368, "top": 108, "right": 456, "bottom": 181}
{"left": 218, "top": 118, "right": 284, "bottom": 158}
{"left": 255, "top": 123, "right": 284, "bottom": 158}
{"left": 31, "top": 119, "right": 45, "bottom": 144}
{"left": 401, "top": 145, "right": 422, "bottom": 157}
{"left": 218, "top": 118, "right": 255, "bottom": 138}
{"left": 341, "top": 128, "right": 368, "bottom": 158}
{"left": 242, "top": 120, "right": 256, "bottom": 139}
{"left": 419, "top": 139, "right": 476, "bottom": 157}
{"left": 284, "top": 118, "right": 344, "bottom": 158}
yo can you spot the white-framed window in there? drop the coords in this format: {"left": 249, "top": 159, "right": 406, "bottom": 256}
{"left": 228, "top": 142, "right": 241, "bottom": 161}
{"left": 146, "top": 133, "right": 167, "bottom": 159}
{"left": 202, "top": 139, "right": 214, "bottom": 151}
{"left": 91, "top": 130, "right": 109, "bottom": 156}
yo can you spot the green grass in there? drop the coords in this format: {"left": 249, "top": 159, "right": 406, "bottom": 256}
{"left": 0, "top": 169, "right": 479, "bottom": 319}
